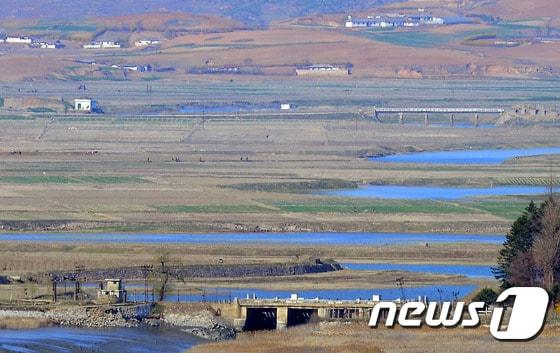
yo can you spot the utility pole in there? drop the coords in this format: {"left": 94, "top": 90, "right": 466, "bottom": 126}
{"left": 396, "top": 277, "right": 406, "bottom": 300}
{"left": 73, "top": 264, "right": 85, "bottom": 301}
{"left": 141, "top": 264, "right": 153, "bottom": 303}
{"left": 49, "top": 273, "right": 57, "bottom": 303}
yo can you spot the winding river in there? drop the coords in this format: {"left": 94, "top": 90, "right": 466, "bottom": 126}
{"left": 0, "top": 232, "right": 504, "bottom": 245}
{"left": 370, "top": 146, "right": 560, "bottom": 165}
{"left": 0, "top": 327, "right": 202, "bottom": 353}
{"left": 326, "top": 184, "right": 547, "bottom": 199}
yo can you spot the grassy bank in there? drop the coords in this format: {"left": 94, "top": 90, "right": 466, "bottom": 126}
{"left": 188, "top": 322, "right": 560, "bottom": 353}
{"left": 0, "top": 317, "right": 53, "bottom": 329}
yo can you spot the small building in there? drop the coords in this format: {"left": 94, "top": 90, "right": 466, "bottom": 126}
{"left": 296, "top": 64, "right": 349, "bottom": 77}
{"left": 134, "top": 39, "right": 161, "bottom": 47}
{"left": 122, "top": 65, "right": 139, "bottom": 71}
{"left": 97, "top": 279, "right": 127, "bottom": 304}
{"left": 40, "top": 42, "right": 57, "bottom": 49}
{"left": 83, "top": 41, "right": 121, "bottom": 49}
{"left": 31, "top": 41, "right": 61, "bottom": 49}
{"left": 6, "top": 36, "right": 32, "bottom": 44}
{"left": 74, "top": 98, "right": 96, "bottom": 112}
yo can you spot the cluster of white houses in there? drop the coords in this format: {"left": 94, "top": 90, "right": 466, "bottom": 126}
{"left": 0, "top": 35, "right": 61, "bottom": 49}
{"left": 1, "top": 34, "right": 160, "bottom": 50}
{"left": 345, "top": 14, "right": 444, "bottom": 28}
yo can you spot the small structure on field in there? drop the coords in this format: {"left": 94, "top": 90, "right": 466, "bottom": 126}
{"left": 97, "top": 279, "right": 127, "bottom": 304}
{"left": 296, "top": 64, "right": 349, "bottom": 77}
{"left": 135, "top": 39, "right": 161, "bottom": 47}
{"left": 74, "top": 98, "right": 96, "bottom": 112}
{"left": 5, "top": 36, "right": 32, "bottom": 44}
{"left": 83, "top": 41, "right": 121, "bottom": 49}
{"left": 345, "top": 14, "right": 444, "bottom": 28}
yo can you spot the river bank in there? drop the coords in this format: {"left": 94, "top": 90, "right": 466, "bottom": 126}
{"left": 0, "top": 302, "right": 236, "bottom": 341}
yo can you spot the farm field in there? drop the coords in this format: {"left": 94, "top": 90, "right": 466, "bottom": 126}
{"left": 0, "top": 107, "right": 558, "bottom": 234}
{"left": 1, "top": 1, "right": 560, "bottom": 352}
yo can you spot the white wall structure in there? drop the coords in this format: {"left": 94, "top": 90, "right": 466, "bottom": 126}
{"left": 83, "top": 41, "right": 121, "bottom": 49}
{"left": 74, "top": 98, "right": 95, "bottom": 112}
{"left": 6, "top": 36, "right": 32, "bottom": 44}
{"left": 134, "top": 39, "right": 160, "bottom": 47}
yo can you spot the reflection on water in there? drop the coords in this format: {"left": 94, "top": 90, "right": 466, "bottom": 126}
{"left": 371, "top": 146, "right": 560, "bottom": 164}
{"left": 342, "top": 263, "right": 493, "bottom": 278}
{"left": 128, "top": 285, "right": 477, "bottom": 303}
{"left": 0, "top": 327, "right": 201, "bottom": 353}
{"left": 326, "top": 184, "right": 546, "bottom": 200}
{"left": 0, "top": 232, "right": 504, "bottom": 245}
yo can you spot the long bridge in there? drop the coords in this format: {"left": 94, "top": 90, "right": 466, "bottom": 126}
{"left": 214, "top": 296, "right": 401, "bottom": 331}
{"left": 372, "top": 107, "right": 505, "bottom": 126}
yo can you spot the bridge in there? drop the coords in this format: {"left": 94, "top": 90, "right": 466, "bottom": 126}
{"left": 372, "top": 107, "right": 505, "bottom": 127}
{"left": 214, "top": 295, "right": 401, "bottom": 331}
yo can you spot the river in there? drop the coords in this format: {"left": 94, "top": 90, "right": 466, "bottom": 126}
{"left": 0, "top": 327, "right": 202, "bottom": 353}
{"left": 370, "top": 146, "right": 560, "bottom": 164}
{"left": 326, "top": 184, "right": 546, "bottom": 200}
{"left": 0, "top": 232, "right": 504, "bottom": 245}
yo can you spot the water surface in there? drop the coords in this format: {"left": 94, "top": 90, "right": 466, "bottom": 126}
{"left": 371, "top": 146, "right": 560, "bottom": 164}
{"left": 0, "top": 232, "right": 504, "bottom": 245}
{"left": 327, "top": 185, "right": 546, "bottom": 200}
{"left": 342, "top": 263, "right": 493, "bottom": 278}
{"left": 0, "top": 327, "right": 201, "bottom": 353}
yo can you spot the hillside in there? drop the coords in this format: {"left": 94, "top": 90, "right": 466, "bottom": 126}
{"left": 0, "top": 0, "right": 559, "bottom": 82}
{"left": 0, "top": 0, "right": 400, "bottom": 25}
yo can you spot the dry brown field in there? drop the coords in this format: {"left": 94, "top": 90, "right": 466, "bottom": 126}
{"left": 0, "top": 114, "right": 558, "bottom": 234}
{"left": 188, "top": 322, "right": 560, "bottom": 353}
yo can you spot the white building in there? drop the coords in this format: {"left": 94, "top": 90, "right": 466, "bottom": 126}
{"left": 33, "top": 42, "right": 58, "bottom": 49}
{"left": 83, "top": 41, "right": 121, "bottom": 49}
{"left": 6, "top": 36, "right": 32, "bottom": 44}
{"left": 134, "top": 39, "right": 160, "bottom": 47}
{"left": 41, "top": 43, "right": 56, "bottom": 49}
{"left": 122, "top": 65, "right": 139, "bottom": 71}
{"left": 74, "top": 98, "right": 96, "bottom": 112}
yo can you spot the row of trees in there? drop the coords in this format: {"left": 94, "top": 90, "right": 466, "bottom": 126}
{"left": 493, "top": 197, "right": 560, "bottom": 301}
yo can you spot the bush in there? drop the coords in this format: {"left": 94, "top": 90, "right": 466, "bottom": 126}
{"left": 472, "top": 288, "right": 499, "bottom": 305}
{"left": 551, "top": 285, "right": 560, "bottom": 304}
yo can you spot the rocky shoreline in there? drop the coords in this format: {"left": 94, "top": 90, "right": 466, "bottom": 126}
{"left": 0, "top": 303, "right": 236, "bottom": 341}
{"left": 49, "top": 259, "right": 342, "bottom": 282}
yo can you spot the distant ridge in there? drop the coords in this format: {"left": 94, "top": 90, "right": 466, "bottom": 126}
{"left": 0, "top": 0, "right": 400, "bottom": 25}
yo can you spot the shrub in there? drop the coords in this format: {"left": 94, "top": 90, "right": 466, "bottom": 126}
{"left": 472, "top": 287, "right": 499, "bottom": 305}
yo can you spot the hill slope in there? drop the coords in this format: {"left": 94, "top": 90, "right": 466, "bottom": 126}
{"left": 0, "top": 0, "right": 400, "bottom": 25}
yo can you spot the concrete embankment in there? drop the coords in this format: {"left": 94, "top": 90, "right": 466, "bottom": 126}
{"left": 0, "top": 304, "right": 152, "bottom": 328}
{"left": 161, "top": 303, "right": 236, "bottom": 341}
{"left": 49, "top": 260, "right": 342, "bottom": 282}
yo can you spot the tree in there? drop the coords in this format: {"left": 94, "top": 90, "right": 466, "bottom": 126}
{"left": 472, "top": 287, "right": 498, "bottom": 306}
{"left": 532, "top": 197, "right": 560, "bottom": 291}
{"left": 152, "top": 253, "right": 172, "bottom": 302}
{"left": 493, "top": 201, "right": 539, "bottom": 288}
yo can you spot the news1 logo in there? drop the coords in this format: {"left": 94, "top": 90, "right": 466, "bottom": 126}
{"left": 369, "top": 287, "right": 549, "bottom": 341}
